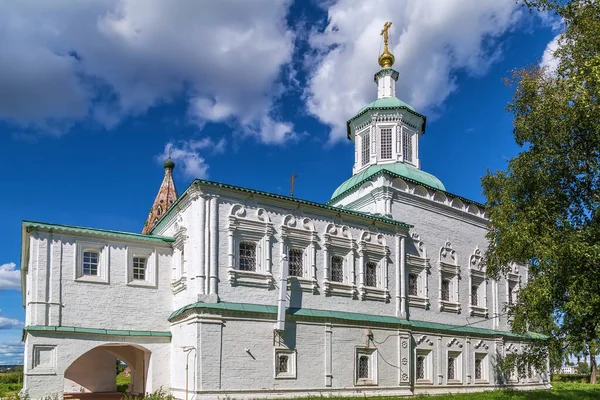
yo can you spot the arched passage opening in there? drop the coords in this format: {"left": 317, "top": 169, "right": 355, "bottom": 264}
{"left": 64, "top": 343, "right": 151, "bottom": 396}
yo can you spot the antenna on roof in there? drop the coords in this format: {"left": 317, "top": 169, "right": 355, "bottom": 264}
{"left": 289, "top": 173, "right": 297, "bottom": 197}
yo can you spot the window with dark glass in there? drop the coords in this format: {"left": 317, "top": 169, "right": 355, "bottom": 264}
{"left": 288, "top": 249, "right": 303, "bottom": 277}
{"left": 239, "top": 242, "right": 256, "bottom": 271}
{"left": 83, "top": 250, "right": 99, "bottom": 276}
{"left": 508, "top": 286, "right": 513, "bottom": 305}
{"left": 380, "top": 128, "right": 392, "bottom": 159}
{"left": 331, "top": 255, "right": 344, "bottom": 283}
{"left": 362, "top": 134, "right": 371, "bottom": 166}
{"left": 278, "top": 355, "right": 289, "bottom": 374}
{"left": 448, "top": 357, "right": 455, "bottom": 380}
{"left": 133, "top": 256, "right": 147, "bottom": 280}
{"left": 417, "top": 355, "right": 425, "bottom": 379}
{"left": 475, "top": 358, "right": 482, "bottom": 380}
{"left": 403, "top": 130, "right": 413, "bottom": 162}
{"left": 408, "top": 273, "right": 418, "bottom": 296}
{"left": 365, "top": 262, "right": 377, "bottom": 287}
{"left": 441, "top": 279, "right": 450, "bottom": 301}
{"left": 471, "top": 285, "right": 478, "bottom": 306}
{"left": 358, "top": 355, "right": 369, "bottom": 379}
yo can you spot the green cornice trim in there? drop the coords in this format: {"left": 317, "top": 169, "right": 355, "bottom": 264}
{"left": 168, "top": 301, "right": 548, "bottom": 341}
{"left": 149, "top": 179, "right": 413, "bottom": 234}
{"left": 23, "top": 221, "right": 175, "bottom": 244}
{"left": 24, "top": 325, "right": 172, "bottom": 337}
{"left": 326, "top": 168, "right": 486, "bottom": 209}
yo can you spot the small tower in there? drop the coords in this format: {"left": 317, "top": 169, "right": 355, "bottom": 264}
{"left": 142, "top": 157, "right": 179, "bottom": 234}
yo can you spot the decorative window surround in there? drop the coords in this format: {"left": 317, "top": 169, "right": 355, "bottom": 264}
{"left": 127, "top": 247, "right": 157, "bottom": 288}
{"left": 438, "top": 241, "right": 460, "bottom": 313}
{"left": 75, "top": 241, "right": 109, "bottom": 284}
{"left": 407, "top": 233, "right": 430, "bottom": 309}
{"left": 357, "top": 231, "right": 390, "bottom": 302}
{"left": 474, "top": 353, "right": 489, "bottom": 384}
{"left": 274, "top": 348, "right": 297, "bottom": 379}
{"left": 469, "top": 247, "right": 488, "bottom": 318}
{"left": 447, "top": 348, "right": 463, "bottom": 384}
{"left": 322, "top": 224, "right": 357, "bottom": 298}
{"left": 227, "top": 205, "right": 274, "bottom": 289}
{"left": 506, "top": 263, "right": 521, "bottom": 307}
{"left": 415, "top": 347, "right": 433, "bottom": 385}
{"left": 355, "top": 347, "right": 378, "bottom": 386}
{"left": 171, "top": 226, "right": 187, "bottom": 294}
{"left": 280, "top": 215, "right": 317, "bottom": 292}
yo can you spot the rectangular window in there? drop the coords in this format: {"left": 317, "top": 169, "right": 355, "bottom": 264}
{"left": 475, "top": 358, "right": 482, "bottom": 380}
{"left": 380, "top": 128, "right": 392, "bottom": 159}
{"left": 417, "top": 355, "right": 425, "bottom": 379}
{"left": 288, "top": 249, "right": 303, "bottom": 277}
{"left": 442, "top": 279, "right": 450, "bottom": 301}
{"left": 133, "top": 256, "right": 147, "bottom": 280}
{"left": 274, "top": 349, "right": 296, "bottom": 379}
{"left": 82, "top": 250, "right": 99, "bottom": 276}
{"left": 278, "top": 354, "right": 289, "bottom": 373}
{"left": 365, "top": 262, "right": 377, "bottom": 287}
{"left": 358, "top": 355, "right": 369, "bottom": 379}
{"left": 508, "top": 286, "right": 514, "bottom": 305}
{"left": 471, "top": 285, "right": 479, "bottom": 306}
{"left": 355, "top": 348, "right": 377, "bottom": 385}
{"left": 331, "top": 256, "right": 344, "bottom": 283}
{"left": 408, "top": 273, "right": 418, "bottom": 296}
{"left": 239, "top": 242, "right": 256, "bottom": 271}
{"left": 448, "top": 357, "right": 455, "bottom": 380}
{"left": 362, "top": 133, "right": 371, "bottom": 166}
{"left": 403, "top": 130, "right": 413, "bottom": 162}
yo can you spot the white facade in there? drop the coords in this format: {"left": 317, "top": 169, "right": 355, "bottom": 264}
{"left": 20, "top": 59, "right": 550, "bottom": 399}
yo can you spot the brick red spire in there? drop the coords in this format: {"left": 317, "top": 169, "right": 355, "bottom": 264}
{"left": 142, "top": 157, "right": 178, "bottom": 234}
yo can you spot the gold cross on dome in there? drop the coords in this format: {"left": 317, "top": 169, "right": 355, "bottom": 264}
{"left": 380, "top": 21, "right": 392, "bottom": 48}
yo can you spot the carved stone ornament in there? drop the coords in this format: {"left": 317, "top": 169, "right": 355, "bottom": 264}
{"left": 447, "top": 337, "right": 464, "bottom": 348}
{"left": 417, "top": 335, "right": 434, "bottom": 346}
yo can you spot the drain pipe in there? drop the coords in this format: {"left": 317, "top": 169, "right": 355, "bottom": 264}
{"left": 275, "top": 250, "right": 289, "bottom": 332}
{"left": 181, "top": 346, "right": 196, "bottom": 400}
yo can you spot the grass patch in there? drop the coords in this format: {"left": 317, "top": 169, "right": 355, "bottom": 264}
{"left": 0, "top": 382, "right": 23, "bottom": 398}
{"left": 116, "top": 372, "right": 131, "bottom": 393}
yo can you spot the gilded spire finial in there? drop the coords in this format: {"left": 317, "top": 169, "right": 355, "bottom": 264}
{"left": 378, "top": 21, "right": 395, "bottom": 68}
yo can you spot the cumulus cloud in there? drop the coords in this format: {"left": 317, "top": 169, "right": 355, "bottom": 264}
{"left": 305, "top": 0, "right": 523, "bottom": 142}
{"left": 0, "top": 0, "right": 295, "bottom": 143}
{"left": 540, "top": 34, "right": 561, "bottom": 74}
{"left": 0, "top": 263, "right": 20, "bottom": 290}
{"left": 0, "top": 317, "right": 23, "bottom": 330}
{"left": 0, "top": 341, "right": 24, "bottom": 364}
{"left": 158, "top": 138, "right": 226, "bottom": 179}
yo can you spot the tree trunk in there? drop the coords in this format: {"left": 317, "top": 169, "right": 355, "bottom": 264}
{"left": 591, "top": 352, "right": 597, "bottom": 384}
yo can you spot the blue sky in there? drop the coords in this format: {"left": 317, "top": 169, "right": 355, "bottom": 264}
{"left": 0, "top": 0, "right": 559, "bottom": 364}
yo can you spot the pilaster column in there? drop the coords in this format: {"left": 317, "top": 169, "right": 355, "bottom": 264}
{"left": 209, "top": 196, "right": 219, "bottom": 295}
{"left": 197, "top": 195, "right": 206, "bottom": 295}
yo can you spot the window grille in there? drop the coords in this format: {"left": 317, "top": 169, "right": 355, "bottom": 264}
{"left": 83, "top": 251, "right": 99, "bottom": 276}
{"left": 417, "top": 355, "right": 425, "bottom": 379}
{"left": 133, "top": 256, "right": 146, "bottom": 280}
{"left": 408, "top": 273, "right": 418, "bottom": 296}
{"left": 365, "top": 262, "right": 377, "bottom": 287}
{"left": 442, "top": 279, "right": 450, "bottom": 301}
{"left": 288, "top": 249, "right": 303, "bottom": 277}
{"left": 380, "top": 128, "right": 392, "bottom": 159}
{"left": 448, "top": 357, "right": 455, "bottom": 380}
{"left": 508, "top": 286, "right": 513, "bottom": 305}
{"left": 358, "top": 355, "right": 369, "bottom": 379}
{"left": 239, "top": 242, "right": 256, "bottom": 271}
{"left": 471, "top": 285, "right": 479, "bottom": 306}
{"left": 362, "top": 133, "right": 371, "bottom": 166}
{"left": 475, "top": 358, "right": 482, "bottom": 380}
{"left": 278, "top": 355, "right": 289, "bottom": 374}
{"left": 331, "top": 256, "right": 344, "bottom": 283}
{"left": 403, "top": 130, "right": 413, "bottom": 162}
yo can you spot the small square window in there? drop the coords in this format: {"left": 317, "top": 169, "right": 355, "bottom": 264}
{"left": 274, "top": 349, "right": 296, "bottom": 379}
{"left": 288, "top": 249, "right": 303, "bottom": 277}
{"left": 239, "top": 242, "right": 256, "bottom": 271}
{"left": 355, "top": 348, "right": 377, "bottom": 385}
{"left": 133, "top": 256, "right": 147, "bottom": 280}
{"left": 331, "top": 256, "right": 344, "bottom": 283}
{"left": 83, "top": 250, "right": 99, "bottom": 276}
{"left": 408, "top": 273, "right": 418, "bottom": 296}
{"left": 365, "top": 262, "right": 377, "bottom": 287}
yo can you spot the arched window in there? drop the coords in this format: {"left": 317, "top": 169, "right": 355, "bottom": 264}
{"left": 82, "top": 250, "right": 99, "bottom": 276}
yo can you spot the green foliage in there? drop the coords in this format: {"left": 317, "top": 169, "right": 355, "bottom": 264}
{"left": 552, "top": 373, "right": 591, "bottom": 383}
{"left": 121, "top": 387, "right": 174, "bottom": 400}
{"left": 482, "top": 0, "right": 600, "bottom": 381}
{"left": 0, "top": 372, "right": 22, "bottom": 385}
{"left": 579, "top": 361, "right": 591, "bottom": 375}
{"left": 116, "top": 373, "right": 131, "bottom": 393}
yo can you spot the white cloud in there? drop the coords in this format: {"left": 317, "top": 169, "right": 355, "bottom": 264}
{"left": 0, "top": 0, "right": 295, "bottom": 143}
{"left": 0, "top": 263, "right": 20, "bottom": 291}
{"left": 540, "top": 34, "right": 561, "bottom": 74}
{"left": 159, "top": 137, "right": 227, "bottom": 179}
{"left": 0, "top": 341, "right": 24, "bottom": 364}
{"left": 305, "top": 0, "right": 522, "bottom": 142}
{"left": 0, "top": 317, "right": 23, "bottom": 330}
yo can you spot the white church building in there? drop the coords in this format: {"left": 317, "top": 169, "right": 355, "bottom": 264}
{"left": 19, "top": 24, "right": 550, "bottom": 399}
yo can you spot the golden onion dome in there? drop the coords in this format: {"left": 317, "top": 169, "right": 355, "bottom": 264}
{"left": 378, "top": 49, "right": 395, "bottom": 68}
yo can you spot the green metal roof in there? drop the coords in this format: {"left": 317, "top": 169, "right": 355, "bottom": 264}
{"left": 330, "top": 163, "right": 446, "bottom": 200}
{"left": 358, "top": 97, "right": 416, "bottom": 114}
{"left": 168, "top": 301, "right": 548, "bottom": 341}
{"left": 149, "top": 178, "right": 413, "bottom": 234}
{"left": 25, "top": 325, "right": 171, "bottom": 337}
{"left": 23, "top": 220, "right": 175, "bottom": 244}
